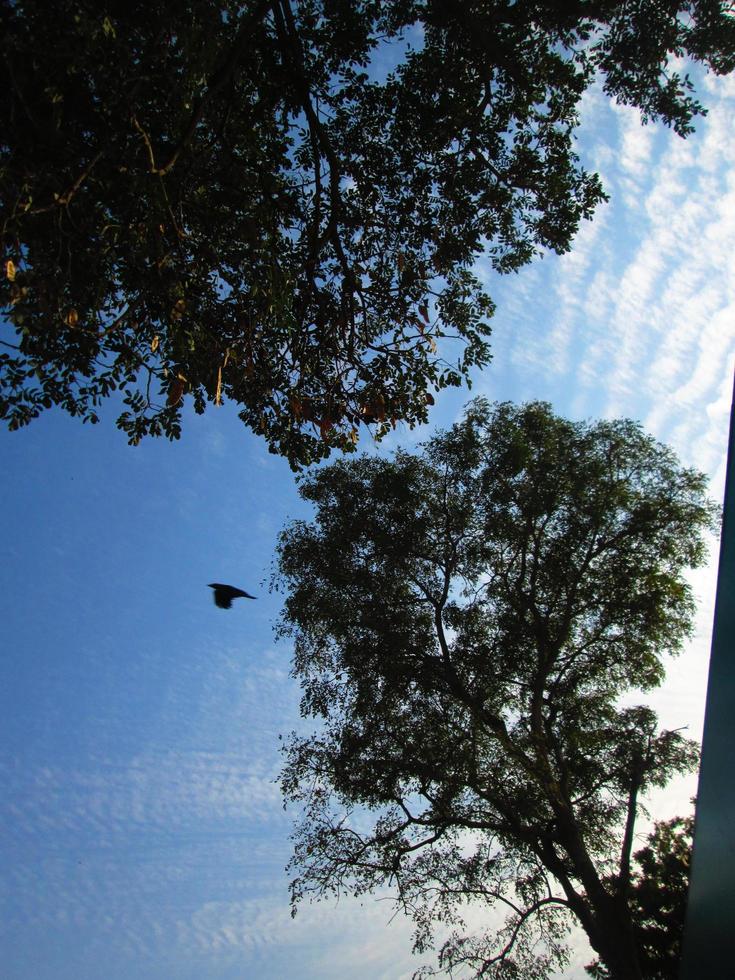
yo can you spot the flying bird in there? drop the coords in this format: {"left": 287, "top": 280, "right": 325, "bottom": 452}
{"left": 208, "top": 583, "right": 257, "bottom": 609}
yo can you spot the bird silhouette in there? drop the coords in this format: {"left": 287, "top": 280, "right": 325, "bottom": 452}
{"left": 208, "top": 583, "right": 257, "bottom": 609}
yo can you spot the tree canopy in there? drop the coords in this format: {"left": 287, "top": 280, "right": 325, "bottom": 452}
{"left": 2, "top": 1, "right": 734, "bottom": 466}
{"left": 274, "top": 399, "right": 718, "bottom": 977}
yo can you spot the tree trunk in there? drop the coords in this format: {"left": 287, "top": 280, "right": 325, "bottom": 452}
{"left": 553, "top": 860, "right": 643, "bottom": 979}
{"left": 554, "top": 817, "right": 644, "bottom": 979}
{"left": 585, "top": 893, "right": 643, "bottom": 980}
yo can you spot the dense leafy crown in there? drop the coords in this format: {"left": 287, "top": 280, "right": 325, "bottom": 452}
{"left": 2, "top": 1, "right": 734, "bottom": 466}
{"left": 275, "top": 400, "right": 718, "bottom": 977}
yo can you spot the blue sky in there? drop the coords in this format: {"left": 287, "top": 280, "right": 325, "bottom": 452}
{"left": 2, "top": 67, "right": 735, "bottom": 980}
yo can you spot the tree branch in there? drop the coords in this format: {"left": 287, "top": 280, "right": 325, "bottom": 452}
{"left": 617, "top": 750, "right": 644, "bottom": 898}
{"left": 271, "top": 0, "right": 353, "bottom": 284}
{"left": 154, "top": 1, "right": 272, "bottom": 176}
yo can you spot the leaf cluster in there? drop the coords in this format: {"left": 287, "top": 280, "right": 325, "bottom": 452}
{"left": 2, "top": 1, "right": 734, "bottom": 465}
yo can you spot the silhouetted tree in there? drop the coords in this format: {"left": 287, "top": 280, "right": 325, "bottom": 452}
{"left": 2, "top": 2, "right": 734, "bottom": 466}
{"left": 274, "top": 399, "right": 717, "bottom": 977}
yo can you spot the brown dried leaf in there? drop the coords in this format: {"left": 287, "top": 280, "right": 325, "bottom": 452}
{"left": 168, "top": 377, "right": 185, "bottom": 406}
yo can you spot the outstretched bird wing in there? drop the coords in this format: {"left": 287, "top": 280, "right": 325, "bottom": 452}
{"left": 208, "top": 583, "right": 257, "bottom": 609}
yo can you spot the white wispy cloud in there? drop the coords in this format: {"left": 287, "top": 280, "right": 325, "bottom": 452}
{"left": 472, "top": 72, "right": 734, "bottom": 485}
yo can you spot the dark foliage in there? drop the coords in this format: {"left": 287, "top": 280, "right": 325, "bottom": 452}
{"left": 2, "top": 2, "right": 734, "bottom": 466}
